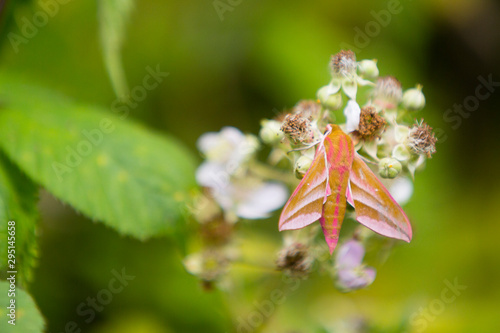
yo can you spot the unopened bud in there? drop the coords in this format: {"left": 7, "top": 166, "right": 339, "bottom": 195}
{"left": 295, "top": 155, "right": 312, "bottom": 178}
{"left": 378, "top": 158, "right": 402, "bottom": 179}
{"left": 358, "top": 59, "right": 379, "bottom": 79}
{"left": 402, "top": 85, "right": 425, "bottom": 111}
{"left": 260, "top": 119, "right": 284, "bottom": 145}
{"left": 317, "top": 85, "right": 343, "bottom": 110}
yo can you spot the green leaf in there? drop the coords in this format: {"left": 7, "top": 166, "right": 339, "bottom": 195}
{"left": 0, "top": 153, "right": 39, "bottom": 286}
{"left": 0, "top": 281, "right": 45, "bottom": 333}
{"left": 98, "top": 0, "right": 135, "bottom": 98}
{"left": 0, "top": 77, "right": 197, "bottom": 240}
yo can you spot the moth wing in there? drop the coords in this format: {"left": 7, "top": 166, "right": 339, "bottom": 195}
{"left": 279, "top": 146, "right": 329, "bottom": 231}
{"left": 346, "top": 181, "right": 354, "bottom": 207}
{"left": 349, "top": 153, "right": 412, "bottom": 242}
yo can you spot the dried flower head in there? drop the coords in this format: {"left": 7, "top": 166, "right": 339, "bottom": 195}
{"left": 293, "top": 99, "right": 321, "bottom": 120}
{"left": 281, "top": 113, "right": 314, "bottom": 145}
{"left": 373, "top": 76, "right": 403, "bottom": 108}
{"left": 356, "top": 106, "right": 386, "bottom": 139}
{"left": 276, "top": 242, "right": 312, "bottom": 278}
{"left": 330, "top": 50, "right": 357, "bottom": 78}
{"left": 407, "top": 120, "right": 437, "bottom": 158}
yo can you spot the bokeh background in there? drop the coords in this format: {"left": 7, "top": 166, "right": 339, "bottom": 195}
{"left": 1, "top": 0, "right": 500, "bottom": 332}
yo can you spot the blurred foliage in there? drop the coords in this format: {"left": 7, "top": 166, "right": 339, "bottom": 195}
{"left": 97, "top": 0, "right": 134, "bottom": 97}
{"left": 0, "top": 0, "right": 499, "bottom": 332}
{"left": 0, "top": 76, "right": 197, "bottom": 240}
{"left": 0, "top": 153, "right": 38, "bottom": 286}
{"left": 0, "top": 280, "right": 44, "bottom": 333}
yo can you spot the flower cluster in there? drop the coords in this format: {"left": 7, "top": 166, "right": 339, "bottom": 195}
{"left": 186, "top": 50, "right": 436, "bottom": 292}
{"left": 185, "top": 127, "right": 289, "bottom": 287}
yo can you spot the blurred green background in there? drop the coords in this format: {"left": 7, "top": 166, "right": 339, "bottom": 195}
{"left": 1, "top": 0, "right": 500, "bottom": 332}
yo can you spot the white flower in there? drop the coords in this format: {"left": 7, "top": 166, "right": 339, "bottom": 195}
{"left": 196, "top": 162, "right": 230, "bottom": 190}
{"left": 214, "top": 181, "right": 288, "bottom": 220}
{"left": 343, "top": 100, "right": 361, "bottom": 133}
{"left": 196, "top": 127, "right": 288, "bottom": 220}
{"left": 197, "top": 127, "right": 258, "bottom": 166}
{"left": 196, "top": 127, "right": 259, "bottom": 190}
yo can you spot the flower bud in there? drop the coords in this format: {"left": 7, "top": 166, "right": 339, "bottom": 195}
{"left": 294, "top": 155, "right": 312, "bottom": 179}
{"left": 357, "top": 59, "right": 379, "bottom": 79}
{"left": 402, "top": 85, "right": 425, "bottom": 111}
{"left": 259, "top": 119, "right": 284, "bottom": 145}
{"left": 378, "top": 158, "right": 402, "bottom": 179}
{"left": 317, "top": 85, "right": 343, "bottom": 110}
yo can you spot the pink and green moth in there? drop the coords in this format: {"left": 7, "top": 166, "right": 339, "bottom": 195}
{"left": 279, "top": 124, "right": 412, "bottom": 254}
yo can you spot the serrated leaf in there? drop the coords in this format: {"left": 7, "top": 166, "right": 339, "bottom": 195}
{"left": 0, "top": 77, "right": 197, "bottom": 240}
{"left": 0, "top": 153, "right": 39, "bottom": 286}
{"left": 0, "top": 281, "right": 45, "bottom": 333}
{"left": 98, "top": 0, "right": 134, "bottom": 98}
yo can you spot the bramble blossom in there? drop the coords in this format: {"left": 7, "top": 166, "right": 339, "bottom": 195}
{"left": 196, "top": 126, "right": 288, "bottom": 221}
{"left": 188, "top": 50, "right": 437, "bottom": 294}
{"left": 335, "top": 240, "right": 376, "bottom": 291}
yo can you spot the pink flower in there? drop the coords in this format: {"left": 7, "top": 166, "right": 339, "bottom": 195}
{"left": 335, "top": 240, "right": 376, "bottom": 291}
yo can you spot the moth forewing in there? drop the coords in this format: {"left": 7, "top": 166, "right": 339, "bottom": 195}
{"left": 349, "top": 154, "right": 412, "bottom": 242}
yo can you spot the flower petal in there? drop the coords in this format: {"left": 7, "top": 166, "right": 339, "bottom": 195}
{"left": 392, "top": 144, "right": 411, "bottom": 161}
{"left": 343, "top": 100, "right": 361, "bottom": 133}
{"left": 197, "top": 127, "right": 246, "bottom": 163}
{"left": 342, "top": 79, "right": 358, "bottom": 100}
{"left": 195, "top": 162, "right": 228, "bottom": 190}
{"left": 363, "top": 139, "right": 379, "bottom": 159}
{"left": 236, "top": 182, "right": 288, "bottom": 219}
{"left": 395, "top": 125, "right": 410, "bottom": 143}
{"left": 197, "top": 132, "right": 220, "bottom": 155}
{"left": 336, "top": 265, "right": 376, "bottom": 291}
{"left": 220, "top": 126, "right": 246, "bottom": 143}
{"left": 356, "top": 76, "right": 376, "bottom": 87}
{"left": 336, "top": 240, "right": 365, "bottom": 268}
{"left": 328, "top": 79, "right": 342, "bottom": 95}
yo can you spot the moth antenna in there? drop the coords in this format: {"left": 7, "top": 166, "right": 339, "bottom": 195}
{"left": 357, "top": 154, "right": 378, "bottom": 165}
{"left": 286, "top": 141, "right": 321, "bottom": 155}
